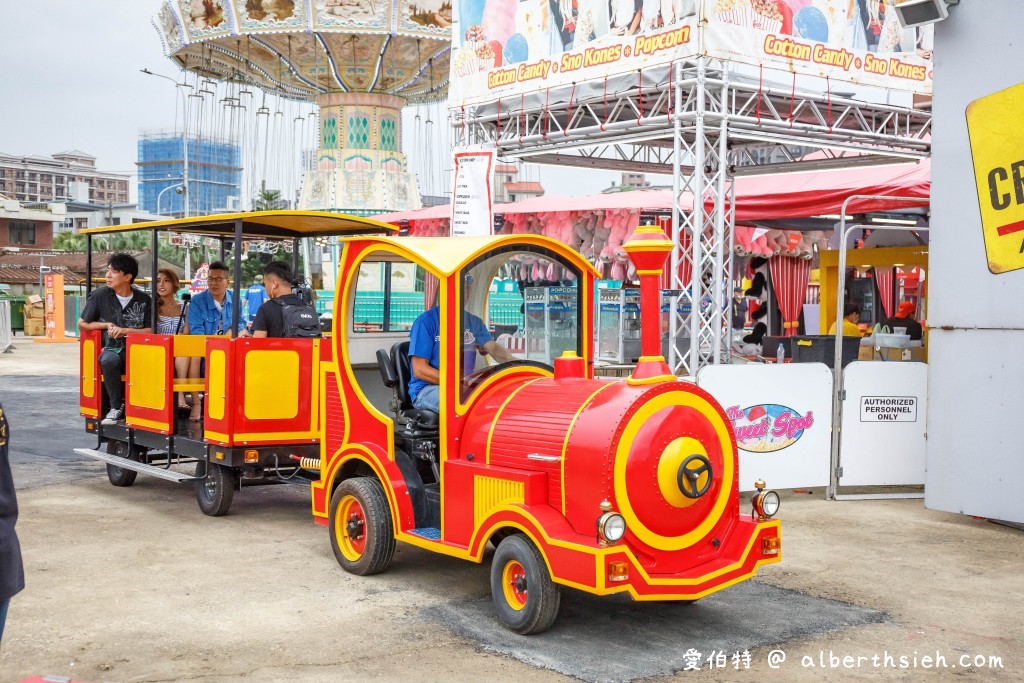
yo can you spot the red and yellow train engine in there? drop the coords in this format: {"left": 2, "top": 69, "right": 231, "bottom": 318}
{"left": 312, "top": 226, "right": 781, "bottom": 634}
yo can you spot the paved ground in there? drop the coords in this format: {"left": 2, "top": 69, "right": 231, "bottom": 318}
{"left": 0, "top": 340, "right": 1022, "bottom": 682}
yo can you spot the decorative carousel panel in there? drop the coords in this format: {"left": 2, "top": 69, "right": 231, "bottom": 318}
{"left": 155, "top": 1, "right": 186, "bottom": 55}
{"left": 231, "top": 0, "right": 309, "bottom": 32}
{"left": 311, "top": 0, "right": 390, "bottom": 31}
{"left": 397, "top": 0, "right": 453, "bottom": 36}
{"left": 177, "top": 0, "right": 234, "bottom": 40}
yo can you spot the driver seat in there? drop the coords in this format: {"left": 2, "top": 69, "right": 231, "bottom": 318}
{"left": 377, "top": 341, "right": 439, "bottom": 430}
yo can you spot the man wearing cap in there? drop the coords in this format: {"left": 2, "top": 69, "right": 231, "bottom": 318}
{"left": 882, "top": 301, "right": 923, "bottom": 341}
{"left": 245, "top": 273, "right": 269, "bottom": 328}
{"left": 730, "top": 287, "right": 748, "bottom": 334}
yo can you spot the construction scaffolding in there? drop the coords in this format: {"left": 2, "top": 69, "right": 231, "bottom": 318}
{"left": 138, "top": 131, "right": 242, "bottom": 217}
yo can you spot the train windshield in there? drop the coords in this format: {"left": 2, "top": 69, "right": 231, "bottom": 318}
{"left": 458, "top": 246, "right": 582, "bottom": 400}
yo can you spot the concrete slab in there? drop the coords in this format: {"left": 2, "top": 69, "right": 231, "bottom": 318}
{"left": 426, "top": 582, "right": 886, "bottom": 682}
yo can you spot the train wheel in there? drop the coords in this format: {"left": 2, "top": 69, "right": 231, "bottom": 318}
{"left": 329, "top": 477, "right": 394, "bottom": 576}
{"left": 106, "top": 440, "right": 139, "bottom": 487}
{"left": 194, "top": 462, "right": 236, "bottom": 517}
{"left": 490, "top": 534, "right": 561, "bottom": 635}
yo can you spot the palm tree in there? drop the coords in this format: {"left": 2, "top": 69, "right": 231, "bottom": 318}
{"left": 53, "top": 231, "right": 86, "bottom": 252}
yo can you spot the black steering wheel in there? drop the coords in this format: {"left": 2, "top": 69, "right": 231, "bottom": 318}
{"left": 676, "top": 454, "right": 713, "bottom": 499}
{"left": 462, "top": 360, "right": 554, "bottom": 392}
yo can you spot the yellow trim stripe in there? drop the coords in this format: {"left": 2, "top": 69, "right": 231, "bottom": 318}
{"left": 560, "top": 381, "right": 617, "bottom": 514}
{"left": 126, "top": 416, "right": 170, "bottom": 432}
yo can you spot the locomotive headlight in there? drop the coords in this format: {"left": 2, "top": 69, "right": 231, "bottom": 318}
{"left": 750, "top": 480, "right": 781, "bottom": 520}
{"left": 598, "top": 512, "right": 627, "bottom": 543}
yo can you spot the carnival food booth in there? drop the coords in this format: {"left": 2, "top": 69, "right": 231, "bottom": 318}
{"left": 425, "top": 0, "right": 936, "bottom": 498}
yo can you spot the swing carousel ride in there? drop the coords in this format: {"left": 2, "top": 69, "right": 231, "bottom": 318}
{"left": 152, "top": 0, "right": 452, "bottom": 214}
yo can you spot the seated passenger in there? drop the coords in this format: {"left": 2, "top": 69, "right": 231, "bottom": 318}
{"left": 187, "top": 261, "right": 248, "bottom": 336}
{"left": 408, "top": 304, "right": 516, "bottom": 414}
{"left": 251, "top": 261, "right": 322, "bottom": 338}
{"left": 155, "top": 268, "right": 201, "bottom": 421}
{"left": 78, "top": 253, "right": 154, "bottom": 425}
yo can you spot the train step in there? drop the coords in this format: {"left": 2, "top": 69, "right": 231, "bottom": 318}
{"left": 74, "top": 448, "right": 202, "bottom": 483}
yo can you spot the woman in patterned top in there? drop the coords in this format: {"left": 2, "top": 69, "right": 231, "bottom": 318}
{"left": 156, "top": 269, "right": 201, "bottom": 420}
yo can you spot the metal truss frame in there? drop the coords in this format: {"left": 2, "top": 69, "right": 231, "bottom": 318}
{"left": 453, "top": 55, "right": 932, "bottom": 375}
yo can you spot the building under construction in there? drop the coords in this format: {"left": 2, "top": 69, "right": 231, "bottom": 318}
{"left": 137, "top": 132, "right": 242, "bottom": 217}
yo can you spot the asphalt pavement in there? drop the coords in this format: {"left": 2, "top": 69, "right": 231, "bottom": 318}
{"left": 0, "top": 373, "right": 97, "bottom": 490}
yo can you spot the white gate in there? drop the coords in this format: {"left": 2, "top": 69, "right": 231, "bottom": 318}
{"left": 838, "top": 361, "right": 927, "bottom": 487}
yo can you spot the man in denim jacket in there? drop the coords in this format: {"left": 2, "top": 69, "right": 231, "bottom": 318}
{"left": 187, "top": 261, "right": 248, "bottom": 336}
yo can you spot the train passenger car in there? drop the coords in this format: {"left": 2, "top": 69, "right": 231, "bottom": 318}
{"left": 314, "top": 225, "right": 782, "bottom": 634}
{"left": 75, "top": 211, "right": 395, "bottom": 515}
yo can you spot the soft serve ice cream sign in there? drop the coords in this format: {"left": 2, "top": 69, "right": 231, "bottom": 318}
{"left": 726, "top": 404, "right": 815, "bottom": 453}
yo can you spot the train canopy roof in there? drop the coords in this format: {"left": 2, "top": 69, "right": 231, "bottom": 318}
{"left": 79, "top": 211, "right": 397, "bottom": 239}
{"left": 348, "top": 234, "right": 601, "bottom": 278}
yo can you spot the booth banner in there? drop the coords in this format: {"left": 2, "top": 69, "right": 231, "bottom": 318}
{"left": 697, "top": 362, "right": 832, "bottom": 491}
{"left": 839, "top": 361, "right": 927, "bottom": 487}
{"left": 703, "top": 1, "right": 933, "bottom": 95}
{"left": 451, "top": 146, "right": 495, "bottom": 237}
{"left": 448, "top": 0, "right": 699, "bottom": 106}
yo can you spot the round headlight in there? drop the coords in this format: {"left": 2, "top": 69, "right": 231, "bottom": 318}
{"left": 598, "top": 512, "right": 627, "bottom": 543}
{"left": 761, "top": 490, "right": 781, "bottom": 517}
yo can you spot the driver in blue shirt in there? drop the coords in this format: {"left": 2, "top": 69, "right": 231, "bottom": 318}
{"left": 408, "top": 302, "right": 516, "bottom": 413}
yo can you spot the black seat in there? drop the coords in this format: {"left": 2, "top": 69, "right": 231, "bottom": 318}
{"left": 377, "top": 341, "right": 439, "bottom": 429}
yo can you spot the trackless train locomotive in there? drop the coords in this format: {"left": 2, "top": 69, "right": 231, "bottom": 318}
{"left": 77, "top": 212, "right": 781, "bottom": 634}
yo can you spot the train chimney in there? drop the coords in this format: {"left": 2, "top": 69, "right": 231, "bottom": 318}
{"left": 622, "top": 225, "right": 675, "bottom": 384}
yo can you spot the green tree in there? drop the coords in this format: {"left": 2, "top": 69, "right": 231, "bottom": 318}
{"left": 53, "top": 231, "right": 86, "bottom": 252}
{"left": 255, "top": 189, "right": 284, "bottom": 211}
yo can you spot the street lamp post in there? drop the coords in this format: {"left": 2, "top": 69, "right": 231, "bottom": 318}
{"left": 141, "top": 68, "right": 191, "bottom": 217}
{"left": 157, "top": 183, "right": 184, "bottom": 216}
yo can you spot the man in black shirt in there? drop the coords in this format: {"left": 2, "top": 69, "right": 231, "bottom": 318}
{"left": 881, "top": 301, "right": 924, "bottom": 341}
{"left": 78, "top": 253, "right": 154, "bottom": 424}
{"left": 0, "top": 401, "right": 23, "bottom": 644}
{"left": 251, "top": 261, "right": 321, "bottom": 339}
{"left": 731, "top": 287, "right": 748, "bottom": 333}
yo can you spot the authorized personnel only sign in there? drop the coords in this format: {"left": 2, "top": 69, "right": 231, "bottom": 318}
{"left": 860, "top": 396, "right": 918, "bottom": 423}
{"left": 966, "top": 82, "right": 1024, "bottom": 274}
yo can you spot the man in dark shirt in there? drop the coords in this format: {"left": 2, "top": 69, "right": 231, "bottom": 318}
{"left": 251, "top": 261, "right": 321, "bottom": 338}
{"left": 881, "top": 301, "right": 924, "bottom": 341}
{"left": 0, "top": 400, "right": 24, "bottom": 644}
{"left": 731, "top": 287, "right": 748, "bottom": 333}
{"left": 78, "top": 253, "right": 154, "bottom": 425}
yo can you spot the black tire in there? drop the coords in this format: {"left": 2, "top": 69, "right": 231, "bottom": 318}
{"left": 490, "top": 534, "right": 561, "bottom": 635}
{"left": 195, "top": 461, "right": 237, "bottom": 517}
{"left": 106, "top": 440, "right": 139, "bottom": 487}
{"left": 329, "top": 477, "right": 395, "bottom": 576}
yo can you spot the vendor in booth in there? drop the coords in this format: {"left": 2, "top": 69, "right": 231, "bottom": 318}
{"left": 829, "top": 303, "right": 864, "bottom": 337}
{"left": 881, "top": 301, "right": 923, "bottom": 341}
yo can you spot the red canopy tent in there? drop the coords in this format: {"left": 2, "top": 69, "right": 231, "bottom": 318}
{"left": 375, "top": 159, "right": 931, "bottom": 227}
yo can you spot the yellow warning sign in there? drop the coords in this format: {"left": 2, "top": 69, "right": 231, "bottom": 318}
{"left": 967, "top": 82, "right": 1024, "bottom": 274}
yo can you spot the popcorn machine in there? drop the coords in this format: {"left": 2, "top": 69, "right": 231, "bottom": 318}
{"left": 597, "top": 288, "right": 642, "bottom": 364}
{"left": 524, "top": 286, "right": 578, "bottom": 363}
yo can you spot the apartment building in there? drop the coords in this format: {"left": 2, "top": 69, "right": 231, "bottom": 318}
{"left": 0, "top": 150, "right": 129, "bottom": 205}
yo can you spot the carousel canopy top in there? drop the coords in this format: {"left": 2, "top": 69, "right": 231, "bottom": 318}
{"left": 153, "top": 0, "right": 451, "bottom": 103}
